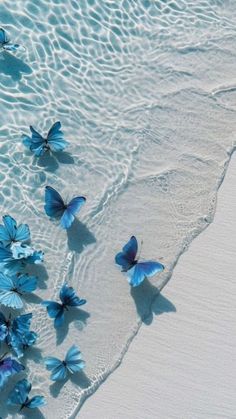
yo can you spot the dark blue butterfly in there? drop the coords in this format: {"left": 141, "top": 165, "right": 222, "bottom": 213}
{"left": 0, "top": 312, "right": 33, "bottom": 342}
{"left": 0, "top": 28, "right": 25, "bottom": 52}
{"left": 22, "top": 121, "right": 68, "bottom": 157}
{"left": 7, "top": 378, "right": 46, "bottom": 410}
{"left": 0, "top": 312, "right": 37, "bottom": 358}
{"left": 42, "top": 284, "right": 86, "bottom": 328}
{"left": 44, "top": 186, "right": 86, "bottom": 229}
{"left": 10, "top": 331, "right": 37, "bottom": 359}
{"left": 44, "top": 345, "right": 85, "bottom": 381}
{"left": 0, "top": 215, "right": 30, "bottom": 248}
{"left": 0, "top": 272, "right": 37, "bottom": 309}
{"left": 115, "top": 236, "right": 165, "bottom": 287}
{"left": 0, "top": 312, "right": 32, "bottom": 343}
{"left": 0, "top": 353, "right": 24, "bottom": 388}
{"left": 0, "top": 243, "right": 44, "bottom": 273}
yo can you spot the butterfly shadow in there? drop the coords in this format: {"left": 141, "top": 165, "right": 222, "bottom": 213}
{"left": 24, "top": 293, "right": 43, "bottom": 306}
{"left": 26, "top": 264, "right": 49, "bottom": 290}
{"left": 0, "top": 51, "right": 32, "bottom": 81}
{"left": 131, "top": 279, "right": 176, "bottom": 325}
{"left": 36, "top": 151, "right": 75, "bottom": 173}
{"left": 49, "top": 370, "right": 91, "bottom": 398}
{"left": 56, "top": 308, "right": 90, "bottom": 346}
{"left": 0, "top": 371, "right": 27, "bottom": 418}
{"left": 67, "top": 219, "right": 96, "bottom": 254}
{"left": 23, "top": 346, "right": 44, "bottom": 365}
{"left": 6, "top": 404, "right": 46, "bottom": 419}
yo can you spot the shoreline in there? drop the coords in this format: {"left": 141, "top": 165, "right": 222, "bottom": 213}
{"left": 80, "top": 153, "right": 236, "bottom": 419}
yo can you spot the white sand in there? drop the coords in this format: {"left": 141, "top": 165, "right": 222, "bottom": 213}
{"left": 80, "top": 153, "right": 236, "bottom": 419}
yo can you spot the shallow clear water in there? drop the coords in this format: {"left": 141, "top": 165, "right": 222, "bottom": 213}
{"left": 0, "top": 0, "right": 236, "bottom": 417}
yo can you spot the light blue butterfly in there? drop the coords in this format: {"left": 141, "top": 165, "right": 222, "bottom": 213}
{"left": 0, "top": 272, "right": 37, "bottom": 309}
{"left": 0, "top": 311, "right": 37, "bottom": 358}
{"left": 10, "top": 330, "right": 38, "bottom": 359}
{"left": 7, "top": 378, "right": 46, "bottom": 410}
{"left": 22, "top": 121, "right": 69, "bottom": 157}
{"left": 44, "top": 345, "right": 85, "bottom": 381}
{"left": 44, "top": 186, "right": 86, "bottom": 229}
{"left": 42, "top": 284, "right": 87, "bottom": 328}
{"left": 0, "top": 215, "right": 30, "bottom": 248}
{"left": 115, "top": 236, "right": 165, "bottom": 287}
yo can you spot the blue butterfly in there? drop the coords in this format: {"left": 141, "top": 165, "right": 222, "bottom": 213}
{"left": 7, "top": 378, "right": 46, "bottom": 410}
{"left": 115, "top": 236, "right": 165, "bottom": 287}
{"left": 0, "top": 272, "right": 37, "bottom": 309}
{"left": 0, "top": 244, "right": 44, "bottom": 273}
{"left": 0, "top": 312, "right": 36, "bottom": 358}
{"left": 0, "top": 28, "right": 25, "bottom": 52}
{"left": 44, "top": 186, "right": 86, "bottom": 229}
{"left": 42, "top": 283, "right": 87, "bottom": 328}
{"left": 10, "top": 330, "right": 37, "bottom": 359}
{"left": 44, "top": 345, "right": 85, "bottom": 381}
{"left": 0, "top": 353, "right": 25, "bottom": 388}
{"left": 0, "top": 215, "right": 30, "bottom": 248}
{"left": 22, "top": 121, "right": 69, "bottom": 157}
{"left": 0, "top": 312, "right": 33, "bottom": 343}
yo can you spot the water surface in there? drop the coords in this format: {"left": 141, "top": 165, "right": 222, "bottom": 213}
{"left": 0, "top": 1, "right": 236, "bottom": 417}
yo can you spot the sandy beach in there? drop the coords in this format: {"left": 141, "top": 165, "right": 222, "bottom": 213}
{"left": 1, "top": 2, "right": 236, "bottom": 418}
{"left": 80, "top": 153, "right": 236, "bottom": 418}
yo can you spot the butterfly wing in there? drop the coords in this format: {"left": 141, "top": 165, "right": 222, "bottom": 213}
{"left": 0, "top": 291, "right": 23, "bottom": 309}
{"left": 0, "top": 226, "right": 11, "bottom": 245}
{"left": 15, "top": 223, "right": 30, "bottom": 243}
{"left": 22, "top": 331, "right": 37, "bottom": 347}
{"left": 12, "top": 313, "right": 32, "bottom": 334}
{"left": 127, "top": 261, "right": 165, "bottom": 287}
{"left": 16, "top": 274, "right": 37, "bottom": 293}
{"left": 23, "top": 126, "right": 45, "bottom": 156}
{"left": 44, "top": 186, "right": 65, "bottom": 218}
{"left": 0, "top": 273, "right": 23, "bottom": 308}
{"left": 0, "top": 357, "right": 25, "bottom": 388}
{"left": 115, "top": 236, "right": 138, "bottom": 271}
{"left": 0, "top": 245, "right": 25, "bottom": 273}
{"left": 7, "top": 378, "right": 30, "bottom": 406}
{"left": 60, "top": 196, "right": 86, "bottom": 229}
{"left": 30, "top": 126, "right": 44, "bottom": 143}
{"left": 0, "top": 245, "right": 14, "bottom": 262}
{"left": 44, "top": 357, "right": 68, "bottom": 381}
{"left": 60, "top": 284, "right": 87, "bottom": 307}
{"left": 41, "top": 301, "right": 64, "bottom": 328}
{"left": 26, "top": 395, "right": 46, "bottom": 409}
{"left": 65, "top": 345, "right": 85, "bottom": 374}
{"left": 0, "top": 215, "right": 17, "bottom": 245}
{"left": 47, "top": 121, "right": 69, "bottom": 152}
{"left": 0, "top": 312, "right": 7, "bottom": 341}
{"left": 26, "top": 249, "right": 44, "bottom": 265}
{"left": 11, "top": 330, "right": 37, "bottom": 358}
{"left": 0, "top": 272, "right": 14, "bottom": 289}
{"left": 0, "top": 28, "right": 8, "bottom": 45}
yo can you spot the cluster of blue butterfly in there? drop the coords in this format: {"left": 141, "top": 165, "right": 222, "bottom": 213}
{"left": 0, "top": 215, "right": 86, "bottom": 413}
{"left": 0, "top": 27, "right": 165, "bottom": 413}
